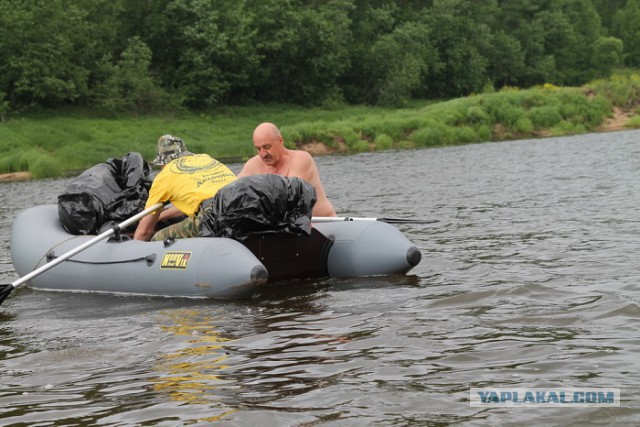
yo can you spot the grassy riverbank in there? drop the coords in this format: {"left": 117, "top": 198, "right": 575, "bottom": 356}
{"left": 1, "top": 73, "right": 639, "bottom": 180}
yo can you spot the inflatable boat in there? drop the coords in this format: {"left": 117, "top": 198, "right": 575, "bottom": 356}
{"left": 9, "top": 205, "right": 422, "bottom": 299}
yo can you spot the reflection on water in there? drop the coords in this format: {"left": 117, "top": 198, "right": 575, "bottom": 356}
{"left": 152, "top": 309, "right": 231, "bottom": 404}
{"left": 1, "top": 130, "right": 640, "bottom": 425}
{"left": 152, "top": 308, "right": 238, "bottom": 422}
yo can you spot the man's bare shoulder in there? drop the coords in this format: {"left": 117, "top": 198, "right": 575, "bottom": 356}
{"left": 238, "top": 155, "right": 263, "bottom": 176}
{"left": 290, "top": 149, "right": 316, "bottom": 167}
{"left": 287, "top": 150, "right": 320, "bottom": 182}
{"left": 290, "top": 149, "right": 313, "bottom": 159}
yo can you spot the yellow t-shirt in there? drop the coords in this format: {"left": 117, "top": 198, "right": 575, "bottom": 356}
{"left": 145, "top": 154, "right": 237, "bottom": 216}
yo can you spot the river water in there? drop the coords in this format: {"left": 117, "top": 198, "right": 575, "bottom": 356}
{"left": 1, "top": 130, "right": 639, "bottom": 426}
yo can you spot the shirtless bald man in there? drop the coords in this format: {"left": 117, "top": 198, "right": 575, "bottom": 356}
{"left": 238, "top": 122, "right": 337, "bottom": 217}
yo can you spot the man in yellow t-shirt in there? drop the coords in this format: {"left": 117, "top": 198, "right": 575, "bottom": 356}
{"left": 133, "top": 135, "right": 237, "bottom": 241}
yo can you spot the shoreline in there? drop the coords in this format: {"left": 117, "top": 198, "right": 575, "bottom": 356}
{"left": 299, "top": 107, "right": 635, "bottom": 155}
{"left": 1, "top": 109, "right": 635, "bottom": 183}
{"left": 0, "top": 171, "right": 32, "bottom": 182}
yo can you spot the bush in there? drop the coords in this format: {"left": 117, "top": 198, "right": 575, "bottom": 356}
{"left": 30, "top": 156, "right": 62, "bottom": 179}
{"left": 454, "top": 126, "right": 478, "bottom": 144}
{"left": 527, "top": 106, "right": 563, "bottom": 129}
{"left": 466, "top": 105, "right": 490, "bottom": 124}
{"left": 549, "top": 121, "right": 587, "bottom": 135}
{"left": 348, "top": 140, "right": 370, "bottom": 152}
{"left": 320, "top": 88, "right": 347, "bottom": 110}
{"left": 626, "top": 115, "right": 640, "bottom": 128}
{"left": 435, "top": 99, "right": 472, "bottom": 125}
{"left": 374, "top": 133, "right": 394, "bottom": 150}
{"left": 481, "top": 94, "right": 525, "bottom": 126}
{"left": 476, "top": 125, "right": 492, "bottom": 140}
{"left": 0, "top": 148, "right": 61, "bottom": 178}
{"left": 411, "top": 122, "right": 456, "bottom": 147}
{"left": 557, "top": 93, "right": 610, "bottom": 128}
{"left": 346, "top": 129, "right": 363, "bottom": 147}
{"left": 0, "top": 92, "right": 8, "bottom": 121}
{"left": 0, "top": 153, "right": 29, "bottom": 174}
{"left": 286, "top": 122, "right": 352, "bottom": 150}
{"left": 513, "top": 117, "right": 534, "bottom": 133}
{"left": 586, "top": 73, "right": 640, "bottom": 108}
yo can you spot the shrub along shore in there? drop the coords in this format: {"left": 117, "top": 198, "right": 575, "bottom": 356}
{"left": 1, "top": 74, "right": 639, "bottom": 182}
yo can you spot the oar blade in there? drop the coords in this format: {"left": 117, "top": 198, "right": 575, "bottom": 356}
{"left": 311, "top": 216, "right": 438, "bottom": 224}
{"left": 0, "top": 284, "right": 14, "bottom": 305}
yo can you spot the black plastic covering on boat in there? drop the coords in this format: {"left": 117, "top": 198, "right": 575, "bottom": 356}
{"left": 199, "top": 174, "right": 317, "bottom": 242}
{"left": 57, "top": 152, "right": 152, "bottom": 235}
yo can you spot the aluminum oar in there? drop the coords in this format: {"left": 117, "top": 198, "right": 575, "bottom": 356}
{"left": 311, "top": 216, "right": 437, "bottom": 224}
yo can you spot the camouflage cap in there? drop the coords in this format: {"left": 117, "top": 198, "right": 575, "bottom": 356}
{"left": 152, "top": 135, "right": 192, "bottom": 166}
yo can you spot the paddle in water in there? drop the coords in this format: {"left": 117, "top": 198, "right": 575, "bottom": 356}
{"left": 0, "top": 202, "right": 163, "bottom": 305}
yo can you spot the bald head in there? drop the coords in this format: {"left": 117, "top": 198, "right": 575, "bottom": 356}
{"left": 252, "top": 122, "right": 285, "bottom": 166}
{"left": 253, "top": 122, "right": 281, "bottom": 142}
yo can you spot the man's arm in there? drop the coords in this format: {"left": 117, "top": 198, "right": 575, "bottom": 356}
{"left": 133, "top": 210, "right": 161, "bottom": 241}
{"left": 312, "top": 196, "right": 337, "bottom": 217}
{"left": 159, "top": 205, "right": 183, "bottom": 221}
{"left": 290, "top": 152, "right": 337, "bottom": 217}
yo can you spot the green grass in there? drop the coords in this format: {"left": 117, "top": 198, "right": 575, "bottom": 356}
{"left": 1, "top": 73, "right": 639, "bottom": 179}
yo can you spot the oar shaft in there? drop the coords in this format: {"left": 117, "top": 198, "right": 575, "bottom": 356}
{"left": 312, "top": 216, "right": 436, "bottom": 224}
{"left": 312, "top": 216, "right": 377, "bottom": 222}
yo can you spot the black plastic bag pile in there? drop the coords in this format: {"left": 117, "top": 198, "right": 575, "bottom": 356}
{"left": 58, "top": 152, "right": 152, "bottom": 234}
{"left": 199, "top": 175, "right": 317, "bottom": 242}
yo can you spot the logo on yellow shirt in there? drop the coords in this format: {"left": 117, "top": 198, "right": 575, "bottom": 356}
{"left": 169, "top": 154, "right": 220, "bottom": 174}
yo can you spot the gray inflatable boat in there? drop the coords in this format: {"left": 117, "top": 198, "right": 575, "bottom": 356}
{"left": 10, "top": 205, "right": 422, "bottom": 299}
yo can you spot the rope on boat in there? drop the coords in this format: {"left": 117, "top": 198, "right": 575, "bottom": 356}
{"left": 46, "top": 251, "right": 157, "bottom": 266}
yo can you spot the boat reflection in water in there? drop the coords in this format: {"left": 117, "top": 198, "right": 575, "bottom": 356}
{"left": 151, "top": 308, "right": 238, "bottom": 422}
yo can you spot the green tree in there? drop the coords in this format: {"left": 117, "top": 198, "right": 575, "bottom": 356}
{"left": 533, "top": 7, "right": 580, "bottom": 84}
{"left": 140, "top": 0, "right": 260, "bottom": 107}
{"left": 591, "top": 36, "right": 624, "bottom": 76}
{"left": 341, "top": 1, "right": 400, "bottom": 103}
{"left": 0, "top": 0, "right": 633, "bottom": 111}
{"left": 0, "top": 0, "right": 94, "bottom": 108}
{"left": 496, "top": 0, "right": 556, "bottom": 87}
{"left": 294, "top": 0, "right": 354, "bottom": 105}
{"left": 486, "top": 31, "right": 526, "bottom": 87}
{"left": 421, "top": 0, "right": 497, "bottom": 97}
{"left": 251, "top": 0, "right": 354, "bottom": 105}
{"left": 555, "top": 0, "right": 603, "bottom": 84}
{"left": 495, "top": 0, "right": 604, "bottom": 87}
{"left": 80, "top": 0, "right": 128, "bottom": 60}
{"left": 591, "top": 0, "right": 627, "bottom": 32}
{"left": 92, "top": 37, "right": 173, "bottom": 113}
{"left": 364, "top": 22, "right": 433, "bottom": 106}
{"left": 612, "top": 0, "right": 640, "bottom": 67}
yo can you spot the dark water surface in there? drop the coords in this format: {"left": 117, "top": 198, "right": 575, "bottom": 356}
{"left": 1, "top": 130, "right": 639, "bottom": 426}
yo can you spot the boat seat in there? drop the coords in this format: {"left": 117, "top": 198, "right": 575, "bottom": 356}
{"left": 242, "top": 228, "right": 334, "bottom": 283}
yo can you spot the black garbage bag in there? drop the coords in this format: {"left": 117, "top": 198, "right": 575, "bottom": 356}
{"left": 58, "top": 152, "right": 152, "bottom": 234}
{"left": 199, "top": 175, "right": 316, "bottom": 242}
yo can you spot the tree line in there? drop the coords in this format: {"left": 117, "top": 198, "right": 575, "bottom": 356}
{"left": 0, "top": 0, "right": 638, "bottom": 115}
